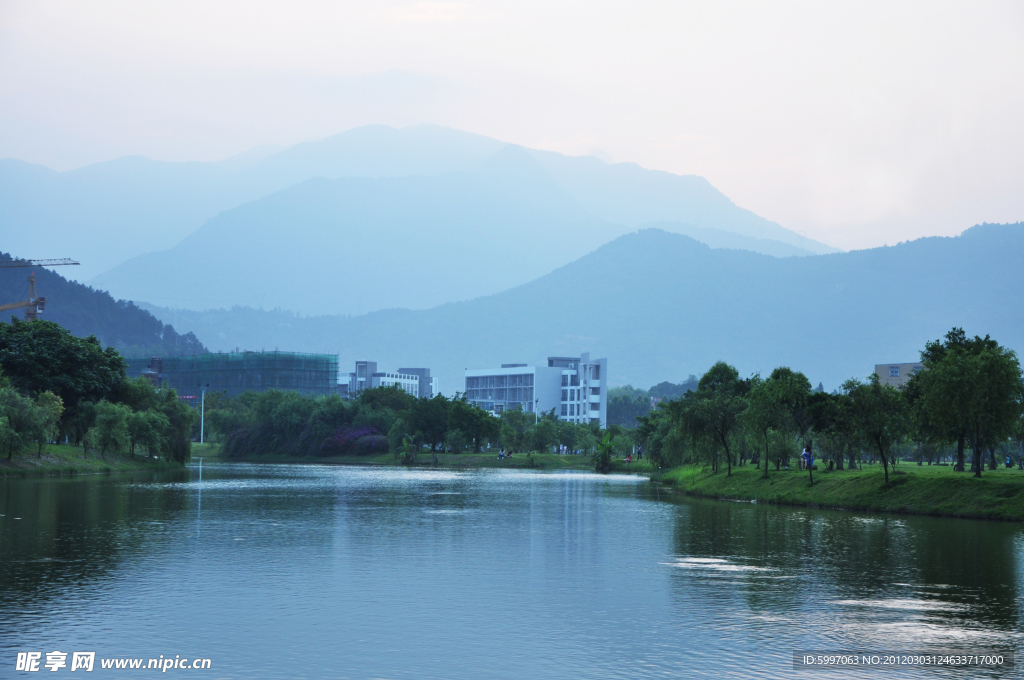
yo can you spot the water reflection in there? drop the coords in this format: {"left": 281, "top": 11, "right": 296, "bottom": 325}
{"left": 0, "top": 470, "right": 191, "bottom": 600}
{"left": 664, "top": 493, "right": 1024, "bottom": 672}
{"left": 0, "top": 465, "right": 1021, "bottom": 679}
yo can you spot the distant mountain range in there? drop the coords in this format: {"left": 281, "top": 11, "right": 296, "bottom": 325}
{"left": 12, "top": 124, "right": 1016, "bottom": 400}
{"left": 1, "top": 124, "right": 835, "bottom": 314}
{"left": 144, "top": 222, "right": 1024, "bottom": 394}
{"left": 0, "top": 253, "right": 206, "bottom": 357}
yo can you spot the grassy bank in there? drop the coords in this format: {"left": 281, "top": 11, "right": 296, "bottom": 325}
{"left": 192, "top": 443, "right": 654, "bottom": 473}
{"left": 658, "top": 462, "right": 1024, "bottom": 521}
{"left": 0, "top": 444, "right": 183, "bottom": 477}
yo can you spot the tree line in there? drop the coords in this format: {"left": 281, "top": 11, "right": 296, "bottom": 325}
{"left": 636, "top": 328, "right": 1023, "bottom": 485}
{"left": 206, "top": 384, "right": 638, "bottom": 465}
{"left": 0, "top": 318, "right": 197, "bottom": 462}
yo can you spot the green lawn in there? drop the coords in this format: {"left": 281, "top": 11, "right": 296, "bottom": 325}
{"left": 659, "top": 461, "right": 1024, "bottom": 521}
{"left": 0, "top": 443, "right": 182, "bottom": 476}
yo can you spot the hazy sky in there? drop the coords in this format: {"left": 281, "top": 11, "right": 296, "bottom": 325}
{"left": 2, "top": 1, "right": 1023, "bottom": 250}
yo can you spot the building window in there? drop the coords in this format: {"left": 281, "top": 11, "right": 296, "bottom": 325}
{"left": 570, "top": 375, "right": 579, "bottom": 386}
{"left": 570, "top": 404, "right": 575, "bottom": 416}
{"left": 561, "top": 389, "right": 568, "bottom": 401}
{"left": 590, "top": 402, "right": 598, "bottom": 411}
{"left": 592, "top": 365, "right": 600, "bottom": 380}
{"left": 561, "top": 404, "right": 567, "bottom": 416}
{"left": 889, "top": 366, "right": 900, "bottom": 377}
{"left": 591, "top": 387, "right": 600, "bottom": 396}
{"left": 561, "top": 375, "right": 568, "bottom": 387}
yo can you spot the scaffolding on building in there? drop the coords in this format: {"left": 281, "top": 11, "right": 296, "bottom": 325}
{"left": 125, "top": 351, "right": 339, "bottom": 402}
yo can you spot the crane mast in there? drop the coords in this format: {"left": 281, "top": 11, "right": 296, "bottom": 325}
{"left": 0, "top": 258, "right": 79, "bottom": 320}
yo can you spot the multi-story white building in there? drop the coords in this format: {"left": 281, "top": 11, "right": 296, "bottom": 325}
{"left": 465, "top": 353, "right": 608, "bottom": 427}
{"left": 346, "top": 360, "right": 427, "bottom": 397}
{"left": 398, "top": 367, "right": 440, "bottom": 399}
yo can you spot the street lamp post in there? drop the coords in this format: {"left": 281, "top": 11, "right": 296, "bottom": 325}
{"left": 200, "top": 385, "right": 209, "bottom": 444}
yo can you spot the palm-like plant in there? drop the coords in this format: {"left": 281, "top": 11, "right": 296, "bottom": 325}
{"left": 396, "top": 435, "right": 417, "bottom": 465}
{"left": 593, "top": 432, "right": 614, "bottom": 473}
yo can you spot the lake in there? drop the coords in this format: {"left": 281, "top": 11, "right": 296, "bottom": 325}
{"left": 1, "top": 464, "right": 1021, "bottom": 678}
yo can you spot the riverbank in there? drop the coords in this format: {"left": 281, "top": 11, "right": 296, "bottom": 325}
{"left": 192, "top": 444, "right": 655, "bottom": 473}
{"left": 658, "top": 463, "right": 1024, "bottom": 521}
{"left": 0, "top": 444, "right": 183, "bottom": 477}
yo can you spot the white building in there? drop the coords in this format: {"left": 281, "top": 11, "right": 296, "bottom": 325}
{"left": 346, "top": 360, "right": 424, "bottom": 397}
{"left": 465, "top": 353, "right": 608, "bottom": 427}
{"left": 398, "top": 367, "right": 440, "bottom": 399}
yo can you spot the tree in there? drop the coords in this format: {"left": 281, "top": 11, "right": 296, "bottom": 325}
{"left": 768, "top": 367, "right": 813, "bottom": 447}
{"left": 499, "top": 408, "right": 532, "bottom": 452}
{"left": 66, "top": 400, "right": 97, "bottom": 447}
{"left": 154, "top": 388, "right": 199, "bottom": 463}
{"left": 31, "top": 391, "right": 64, "bottom": 457}
{"left": 444, "top": 429, "right": 467, "bottom": 453}
{"left": 635, "top": 404, "right": 685, "bottom": 467}
{"left": 670, "top": 362, "right": 749, "bottom": 475}
{"left": 448, "top": 396, "right": 498, "bottom": 453}
{"left": 358, "top": 384, "right": 417, "bottom": 414}
{"left": 128, "top": 409, "right": 169, "bottom": 458}
{"left": 575, "top": 428, "right": 599, "bottom": 458}
{"left": 912, "top": 328, "right": 1023, "bottom": 476}
{"left": 0, "top": 387, "right": 36, "bottom": 459}
{"left": 0, "top": 318, "right": 126, "bottom": 435}
{"left": 526, "top": 418, "right": 558, "bottom": 453}
{"left": 0, "top": 416, "right": 15, "bottom": 461}
{"left": 809, "top": 391, "right": 858, "bottom": 471}
{"left": 960, "top": 346, "right": 1022, "bottom": 477}
{"left": 113, "top": 375, "right": 160, "bottom": 412}
{"left": 91, "top": 400, "right": 131, "bottom": 458}
{"left": 844, "top": 375, "right": 908, "bottom": 486}
{"left": 744, "top": 374, "right": 786, "bottom": 478}
{"left": 408, "top": 394, "right": 450, "bottom": 451}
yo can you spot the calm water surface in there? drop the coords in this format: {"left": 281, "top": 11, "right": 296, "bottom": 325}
{"left": 1, "top": 464, "right": 1022, "bottom": 679}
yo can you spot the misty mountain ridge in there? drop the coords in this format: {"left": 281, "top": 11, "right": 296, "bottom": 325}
{"left": 91, "top": 142, "right": 821, "bottom": 315}
{"left": 1, "top": 124, "right": 835, "bottom": 286}
{"left": 0, "top": 252, "right": 207, "bottom": 357}
{"left": 143, "top": 221, "right": 1024, "bottom": 397}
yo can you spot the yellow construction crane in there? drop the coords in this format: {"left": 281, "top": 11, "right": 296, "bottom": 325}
{"left": 0, "top": 258, "right": 80, "bottom": 320}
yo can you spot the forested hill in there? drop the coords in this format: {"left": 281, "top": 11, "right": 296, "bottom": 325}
{"left": 145, "top": 222, "right": 1024, "bottom": 394}
{"left": 0, "top": 253, "right": 206, "bottom": 356}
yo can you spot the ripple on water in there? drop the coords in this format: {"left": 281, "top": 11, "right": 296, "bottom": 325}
{"left": 2, "top": 465, "right": 1022, "bottom": 680}
{"left": 661, "top": 557, "right": 772, "bottom": 573}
